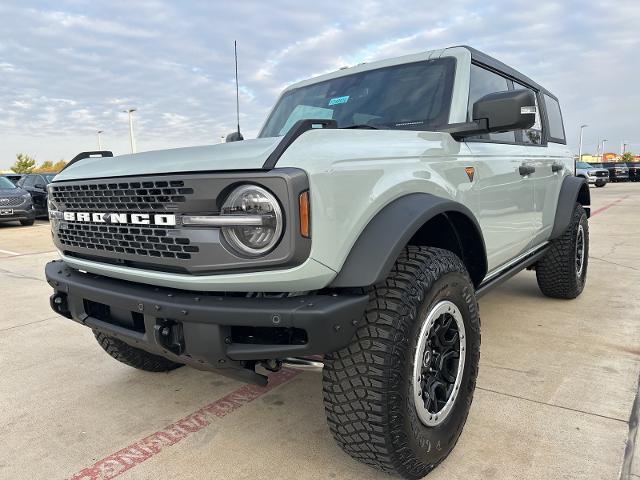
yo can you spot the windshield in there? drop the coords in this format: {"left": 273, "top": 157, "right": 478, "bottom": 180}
{"left": 44, "top": 174, "right": 56, "bottom": 182}
{"left": 259, "top": 58, "right": 456, "bottom": 138}
{"left": 576, "top": 162, "right": 593, "bottom": 169}
{"left": 615, "top": 163, "right": 627, "bottom": 167}
{"left": 0, "top": 177, "right": 17, "bottom": 189}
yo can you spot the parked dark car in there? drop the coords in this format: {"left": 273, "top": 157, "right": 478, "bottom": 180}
{"left": 602, "top": 162, "right": 629, "bottom": 182}
{"left": 0, "top": 176, "right": 35, "bottom": 226}
{"left": 17, "top": 173, "right": 56, "bottom": 217}
{"left": 627, "top": 163, "right": 640, "bottom": 182}
{"left": 1, "top": 174, "right": 24, "bottom": 185}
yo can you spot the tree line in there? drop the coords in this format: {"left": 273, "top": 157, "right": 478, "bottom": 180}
{"left": 10, "top": 153, "right": 67, "bottom": 174}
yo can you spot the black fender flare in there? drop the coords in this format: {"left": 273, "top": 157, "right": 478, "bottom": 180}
{"left": 550, "top": 176, "right": 591, "bottom": 240}
{"left": 330, "top": 193, "right": 488, "bottom": 288}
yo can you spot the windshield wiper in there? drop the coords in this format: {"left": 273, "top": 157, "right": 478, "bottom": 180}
{"left": 339, "top": 124, "right": 380, "bottom": 130}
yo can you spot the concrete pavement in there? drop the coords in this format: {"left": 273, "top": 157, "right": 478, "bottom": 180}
{"left": 0, "top": 185, "right": 639, "bottom": 480}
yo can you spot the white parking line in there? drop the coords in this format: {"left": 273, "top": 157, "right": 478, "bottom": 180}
{"left": 0, "top": 248, "right": 20, "bottom": 256}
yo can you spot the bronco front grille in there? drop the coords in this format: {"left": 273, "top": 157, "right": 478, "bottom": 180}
{"left": 0, "top": 197, "right": 24, "bottom": 207}
{"left": 57, "top": 223, "right": 199, "bottom": 259}
{"left": 50, "top": 180, "right": 194, "bottom": 212}
{"left": 49, "top": 171, "right": 307, "bottom": 275}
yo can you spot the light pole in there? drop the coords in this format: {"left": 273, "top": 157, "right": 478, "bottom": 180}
{"left": 97, "top": 130, "right": 104, "bottom": 150}
{"left": 577, "top": 124, "right": 587, "bottom": 167}
{"left": 123, "top": 108, "right": 137, "bottom": 153}
{"left": 601, "top": 139, "right": 607, "bottom": 163}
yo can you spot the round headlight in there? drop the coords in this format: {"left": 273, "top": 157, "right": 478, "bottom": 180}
{"left": 221, "top": 185, "right": 283, "bottom": 256}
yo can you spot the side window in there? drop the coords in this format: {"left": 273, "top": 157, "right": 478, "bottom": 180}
{"left": 467, "top": 64, "right": 515, "bottom": 142}
{"left": 543, "top": 94, "right": 566, "bottom": 143}
{"left": 514, "top": 82, "right": 542, "bottom": 145}
{"left": 23, "top": 176, "right": 36, "bottom": 188}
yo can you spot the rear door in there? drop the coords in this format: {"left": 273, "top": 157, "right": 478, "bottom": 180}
{"left": 463, "top": 64, "right": 537, "bottom": 272}
{"left": 514, "top": 85, "right": 570, "bottom": 245}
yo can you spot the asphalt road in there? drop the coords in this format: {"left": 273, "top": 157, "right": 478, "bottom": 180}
{"left": 0, "top": 183, "right": 639, "bottom": 480}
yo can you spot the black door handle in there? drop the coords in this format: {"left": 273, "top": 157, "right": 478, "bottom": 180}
{"left": 552, "top": 163, "right": 564, "bottom": 172}
{"left": 519, "top": 165, "right": 536, "bottom": 176}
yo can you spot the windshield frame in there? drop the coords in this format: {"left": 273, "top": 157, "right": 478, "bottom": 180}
{"left": 258, "top": 57, "right": 457, "bottom": 138}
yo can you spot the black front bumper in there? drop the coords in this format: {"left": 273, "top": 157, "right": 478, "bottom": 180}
{"left": 45, "top": 260, "right": 368, "bottom": 384}
{"left": 0, "top": 207, "right": 35, "bottom": 222}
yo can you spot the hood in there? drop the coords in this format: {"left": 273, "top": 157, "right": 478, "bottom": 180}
{"left": 54, "top": 137, "right": 282, "bottom": 182}
{"left": 0, "top": 186, "right": 27, "bottom": 196}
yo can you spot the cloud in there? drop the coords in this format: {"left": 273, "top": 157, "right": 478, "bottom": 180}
{"left": 0, "top": 0, "right": 639, "bottom": 167}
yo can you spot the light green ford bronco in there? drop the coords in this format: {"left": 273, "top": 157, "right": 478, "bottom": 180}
{"left": 46, "top": 46, "right": 590, "bottom": 478}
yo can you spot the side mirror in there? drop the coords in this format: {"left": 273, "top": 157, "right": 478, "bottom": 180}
{"left": 443, "top": 89, "right": 536, "bottom": 140}
{"left": 473, "top": 89, "right": 536, "bottom": 133}
{"left": 35, "top": 183, "right": 45, "bottom": 190}
{"left": 226, "top": 131, "right": 244, "bottom": 142}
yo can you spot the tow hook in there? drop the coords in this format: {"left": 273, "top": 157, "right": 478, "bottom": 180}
{"left": 50, "top": 293, "right": 71, "bottom": 319}
{"left": 154, "top": 321, "right": 185, "bottom": 355}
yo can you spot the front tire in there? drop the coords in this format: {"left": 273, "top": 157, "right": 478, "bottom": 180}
{"left": 536, "top": 203, "right": 588, "bottom": 299}
{"left": 20, "top": 219, "right": 35, "bottom": 226}
{"left": 94, "top": 331, "right": 183, "bottom": 372}
{"left": 323, "top": 247, "right": 480, "bottom": 479}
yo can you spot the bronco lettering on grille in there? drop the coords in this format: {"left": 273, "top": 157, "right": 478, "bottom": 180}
{"left": 62, "top": 211, "right": 176, "bottom": 226}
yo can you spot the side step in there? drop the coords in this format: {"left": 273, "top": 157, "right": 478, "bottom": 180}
{"left": 475, "top": 244, "right": 549, "bottom": 298}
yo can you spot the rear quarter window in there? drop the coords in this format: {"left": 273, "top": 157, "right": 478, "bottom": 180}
{"left": 543, "top": 94, "right": 565, "bottom": 143}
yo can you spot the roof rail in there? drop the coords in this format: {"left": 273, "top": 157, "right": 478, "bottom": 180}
{"left": 61, "top": 151, "right": 114, "bottom": 172}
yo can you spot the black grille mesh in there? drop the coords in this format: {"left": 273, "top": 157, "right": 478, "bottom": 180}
{"left": 50, "top": 180, "right": 195, "bottom": 212}
{"left": 0, "top": 197, "right": 25, "bottom": 207}
{"left": 57, "top": 223, "right": 199, "bottom": 259}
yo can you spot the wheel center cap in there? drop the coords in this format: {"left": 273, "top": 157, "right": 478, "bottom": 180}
{"left": 422, "top": 349, "right": 432, "bottom": 368}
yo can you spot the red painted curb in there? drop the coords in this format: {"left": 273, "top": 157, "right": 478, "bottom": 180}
{"left": 590, "top": 195, "right": 628, "bottom": 217}
{"left": 69, "top": 369, "right": 300, "bottom": 480}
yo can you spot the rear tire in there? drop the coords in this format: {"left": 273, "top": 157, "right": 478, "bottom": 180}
{"left": 94, "top": 331, "right": 183, "bottom": 372}
{"left": 323, "top": 247, "right": 480, "bottom": 479}
{"left": 20, "top": 219, "right": 35, "bottom": 226}
{"left": 536, "top": 203, "right": 588, "bottom": 299}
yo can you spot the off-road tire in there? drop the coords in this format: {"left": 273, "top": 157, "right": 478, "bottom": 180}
{"left": 323, "top": 246, "right": 481, "bottom": 479}
{"left": 20, "top": 219, "right": 35, "bottom": 226}
{"left": 536, "top": 203, "right": 588, "bottom": 299}
{"left": 94, "top": 331, "right": 183, "bottom": 372}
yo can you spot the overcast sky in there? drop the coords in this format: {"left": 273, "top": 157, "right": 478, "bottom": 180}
{"left": 1, "top": 0, "right": 639, "bottom": 169}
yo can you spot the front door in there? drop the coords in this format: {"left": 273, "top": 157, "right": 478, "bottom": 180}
{"left": 463, "top": 64, "right": 536, "bottom": 272}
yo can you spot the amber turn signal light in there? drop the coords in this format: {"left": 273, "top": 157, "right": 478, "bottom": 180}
{"left": 299, "top": 191, "right": 310, "bottom": 238}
